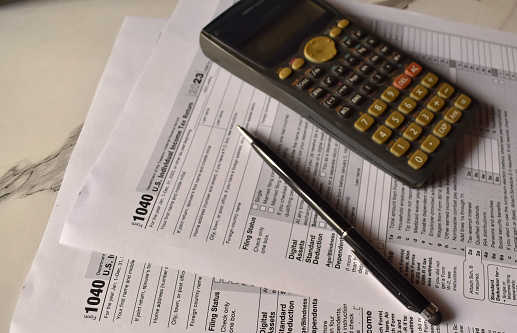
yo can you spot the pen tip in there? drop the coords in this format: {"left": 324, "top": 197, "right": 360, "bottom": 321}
{"left": 427, "top": 310, "right": 442, "bottom": 325}
{"left": 237, "top": 125, "right": 254, "bottom": 143}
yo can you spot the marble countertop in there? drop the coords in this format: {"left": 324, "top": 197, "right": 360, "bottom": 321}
{"left": 1, "top": 0, "right": 516, "bottom": 330}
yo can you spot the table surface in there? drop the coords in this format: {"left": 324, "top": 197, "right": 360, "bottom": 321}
{"left": 1, "top": 0, "right": 516, "bottom": 331}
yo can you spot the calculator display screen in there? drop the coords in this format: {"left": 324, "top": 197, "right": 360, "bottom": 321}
{"left": 240, "top": 1, "right": 328, "bottom": 67}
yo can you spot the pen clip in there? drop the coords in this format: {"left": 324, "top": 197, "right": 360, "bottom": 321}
{"left": 351, "top": 250, "right": 416, "bottom": 312}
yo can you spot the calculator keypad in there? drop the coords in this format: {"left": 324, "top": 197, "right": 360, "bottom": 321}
{"left": 274, "top": 14, "right": 478, "bottom": 187}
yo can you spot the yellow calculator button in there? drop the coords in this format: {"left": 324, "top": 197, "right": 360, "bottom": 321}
{"left": 415, "top": 109, "right": 434, "bottom": 126}
{"left": 278, "top": 67, "right": 292, "bottom": 80}
{"left": 437, "top": 83, "right": 455, "bottom": 99}
{"left": 403, "top": 122, "right": 423, "bottom": 141}
{"left": 291, "top": 58, "right": 305, "bottom": 70}
{"left": 421, "top": 135, "right": 440, "bottom": 153}
{"left": 433, "top": 120, "right": 452, "bottom": 138}
{"left": 421, "top": 72, "right": 439, "bottom": 88}
{"left": 408, "top": 150, "right": 428, "bottom": 170}
{"left": 329, "top": 27, "right": 342, "bottom": 38}
{"left": 338, "top": 19, "right": 350, "bottom": 28}
{"left": 427, "top": 95, "right": 445, "bottom": 112}
{"left": 398, "top": 97, "right": 417, "bottom": 114}
{"left": 381, "top": 86, "right": 400, "bottom": 103}
{"left": 444, "top": 107, "right": 462, "bottom": 123}
{"left": 455, "top": 94, "right": 472, "bottom": 110}
{"left": 410, "top": 84, "right": 428, "bottom": 101}
{"left": 390, "top": 138, "right": 410, "bottom": 157}
{"left": 372, "top": 125, "right": 392, "bottom": 144}
{"left": 385, "top": 111, "right": 405, "bottom": 129}
{"left": 304, "top": 36, "right": 337, "bottom": 63}
{"left": 355, "top": 113, "right": 375, "bottom": 132}
{"left": 368, "top": 99, "right": 387, "bottom": 117}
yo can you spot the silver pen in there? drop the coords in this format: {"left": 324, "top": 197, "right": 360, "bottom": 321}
{"left": 237, "top": 125, "right": 442, "bottom": 325}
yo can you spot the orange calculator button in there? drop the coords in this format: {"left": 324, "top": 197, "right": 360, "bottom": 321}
{"left": 393, "top": 73, "right": 412, "bottom": 90}
{"left": 405, "top": 62, "right": 422, "bottom": 77}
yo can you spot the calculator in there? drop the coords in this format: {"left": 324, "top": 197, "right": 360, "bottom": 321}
{"left": 200, "top": 0, "right": 479, "bottom": 188}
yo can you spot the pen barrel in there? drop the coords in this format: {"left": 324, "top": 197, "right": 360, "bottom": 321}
{"left": 345, "top": 228, "right": 430, "bottom": 313}
{"left": 252, "top": 139, "right": 351, "bottom": 235}
{"left": 251, "top": 137, "right": 432, "bottom": 315}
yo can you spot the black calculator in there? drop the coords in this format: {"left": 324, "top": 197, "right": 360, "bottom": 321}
{"left": 200, "top": 0, "right": 479, "bottom": 188}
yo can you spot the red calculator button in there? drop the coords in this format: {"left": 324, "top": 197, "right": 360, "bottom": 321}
{"left": 393, "top": 73, "right": 411, "bottom": 90}
{"left": 405, "top": 62, "right": 422, "bottom": 77}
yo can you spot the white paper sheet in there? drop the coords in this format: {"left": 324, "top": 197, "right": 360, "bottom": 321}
{"left": 60, "top": 0, "right": 517, "bottom": 330}
{"left": 11, "top": 11, "right": 498, "bottom": 333}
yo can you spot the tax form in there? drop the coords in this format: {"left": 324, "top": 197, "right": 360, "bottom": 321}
{"left": 60, "top": 0, "right": 517, "bottom": 330}
{"left": 11, "top": 11, "right": 496, "bottom": 333}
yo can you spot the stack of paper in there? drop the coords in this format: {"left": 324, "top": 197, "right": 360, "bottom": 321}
{"left": 11, "top": 0, "right": 517, "bottom": 331}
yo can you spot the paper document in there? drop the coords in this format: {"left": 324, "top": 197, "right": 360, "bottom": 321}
{"left": 12, "top": 11, "right": 498, "bottom": 333}
{"left": 60, "top": 0, "right": 517, "bottom": 330}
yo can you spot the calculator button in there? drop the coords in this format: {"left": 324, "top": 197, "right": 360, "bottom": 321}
{"left": 421, "top": 72, "right": 439, "bottom": 88}
{"left": 323, "top": 96, "right": 338, "bottom": 108}
{"left": 360, "top": 83, "right": 375, "bottom": 94}
{"left": 355, "top": 45, "right": 368, "bottom": 56}
{"left": 343, "top": 38, "right": 357, "bottom": 48}
{"left": 433, "top": 120, "right": 452, "bottom": 138}
{"left": 349, "top": 93, "right": 365, "bottom": 105}
{"left": 295, "top": 77, "right": 312, "bottom": 90}
{"left": 405, "top": 62, "right": 423, "bottom": 77}
{"left": 353, "top": 29, "right": 367, "bottom": 39}
{"left": 437, "top": 83, "right": 455, "bottom": 99}
{"left": 334, "top": 84, "right": 351, "bottom": 96}
{"left": 304, "top": 36, "right": 337, "bottom": 63}
{"left": 381, "top": 62, "right": 395, "bottom": 73}
{"left": 393, "top": 73, "right": 412, "bottom": 90}
{"left": 421, "top": 135, "right": 440, "bottom": 153}
{"left": 378, "top": 44, "right": 391, "bottom": 55}
{"left": 321, "top": 75, "right": 338, "bottom": 88}
{"left": 370, "top": 72, "right": 386, "bottom": 84}
{"left": 368, "top": 54, "right": 381, "bottom": 64}
{"left": 403, "top": 122, "right": 423, "bottom": 141}
{"left": 368, "top": 99, "right": 387, "bottom": 117}
{"left": 408, "top": 150, "right": 428, "bottom": 169}
{"left": 358, "top": 63, "right": 372, "bottom": 74}
{"left": 333, "top": 65, "right": 348, "bottom": 76}
{"left": 390, "top": 138, "right": 410, "bottom": 157}
{"left": 372, "top": 125, "right": 392, "bottom": 144}
{"left": 454, "top": 94, "right": 472, "bottom": 110}
{"left": 365, "top": 37, "right": 379, "bottom": 48}
{"left": 355, "top": 113, "right": 375, "bottom": 132}
{"left": 310, "top": 87, "right": 326, "bottom": 99}
{"left": 427, "top": 96, "right": 445, "bottom": 112}
{"left": 344, "top": 55, "right": 360, "bottom": 66}
{"left": 278, "top": 67, "right": 292, "bottom": 80}
{"left": 337, "top": 19, "right": 350, "bottom": 28}
{"left": 308, "top": 67, "right": 324, "bottom": 78}
{"left": 381, "top": 86, "right": 400, "bottom": 103}
{"left": 391, "top": 52, "right": 404, "bottom": 64}
{"left": 415, "top": 109, "right": 434, "bottom": 126}
{"left": 291, "top": 58, "right": 305, "bottom": 70}
{"left": 329, "top": 27, "right": 342, "bottom": 38}
{"left": 410, "top": 84, "right": 428, "bottom": 101}
{"left": 347, "top": 73, "right": 361, "bottom": 85}
{"left": 385, "top": 111, "right": 405, "bottom": 129}
{"left": 337, "top": 105, "right": 353, "bottom": 118}
{"left": 398, "top": 97, "right": 417, "bottom": 114}
{"left": 444, "top": 107, "right": 462, "bottom": 123}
